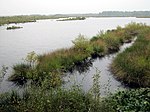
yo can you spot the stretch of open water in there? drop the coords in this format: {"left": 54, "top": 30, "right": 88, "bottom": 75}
{"left": 0, "top": 17, "right": 150, "bottom": 93}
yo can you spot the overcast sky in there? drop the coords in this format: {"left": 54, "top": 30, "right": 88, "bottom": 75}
{"left": 0, "top": 0, "right": 150, "bottom": 16}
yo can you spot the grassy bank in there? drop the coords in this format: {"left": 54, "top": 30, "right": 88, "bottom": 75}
{"left": 9, "top": 23, "right": 137, "bottom": 85}
{"left": 1, "top": 23, "right": 150, "bottom": 112}
{"left": 0, "top": 15, "right": 67, "bottom": 26}
{"left": 111, "top": 24, "right": 150, "bottom": 87}
{"left": 0, "top": 82, "right": 149, "bottom": 112}
{"left": 57, "top": 17, "right": 86, "bottom": 21}
{"left": 136, "top": 16, "right": 150, "bottom": 18}
{"left": 0, "top": 87, "right": 104, "bottom": 112}
{"left": 1, "top": 71, "right": 110, "bottom": 112}
{"left": 2, "top": 70, "right": 150, "bottom": 112}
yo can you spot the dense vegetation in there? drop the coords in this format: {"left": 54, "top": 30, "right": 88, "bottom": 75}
{"left": 1, "top": 11, "right": 150, "bottom": 26}
{"left": 111, "top": 23, "right": 150, "bottom": 87}
{"left": 9, "top": 23, "right": 137, "bottom": 85}
{"left": 99, "top": 11, "right": 150, "bottom": 17}
{"left": 0, "top": 15, "right": 67, "bottom": 26}
{"left": 8, "top": 23, "right": 150, "bottom": 88}
{"left": 105, "top": 88, "right": 150, "bottom": 112}
{"left": 48, "top": 11, "right": 150, "bottom": 18}
{"left": 0, "top": 22, "right": 150, "bottom": 111}
{"left": 0, "top": 71, "right": 110, "bottom": 112}
{"left": 57, "top": 17, "right": 86, "bottom": 21}
{"left": 1, "top": 72, "right": 150, "bottom": 112}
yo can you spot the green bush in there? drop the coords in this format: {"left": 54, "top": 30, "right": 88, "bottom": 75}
{"left": 10, "top": 23, "right": 143, "bottom": 86}
{"left": 0, "top": 91, "right": 22, "bottom": 112}
{"left": 72, "top": 34, "right": 94, "bottom": 54}
{"left": 105, "top": 88, "right": 150, "bottom": 112}
{"left": 0, "top": 69, "right": 110, "bottom": 112}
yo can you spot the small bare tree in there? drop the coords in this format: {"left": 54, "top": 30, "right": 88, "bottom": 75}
{"left": 0, "top": 65, "right": 8, "bottom": 85}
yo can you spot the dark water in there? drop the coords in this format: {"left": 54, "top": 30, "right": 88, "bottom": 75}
{"left": 63, "top": 38, "right": 136, "bottom": 95}
{"left": 0, "top": 17, "right": 150, "bottom": 93}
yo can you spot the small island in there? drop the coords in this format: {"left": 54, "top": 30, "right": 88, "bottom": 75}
{"left": 136, "top": 16, "right": 150, "bottom": 18}
{"left": 57, "top": 17, "right": 86, "bottom": 21}
{"left": 6, "top": 26, "right": 23, "bottom": 30}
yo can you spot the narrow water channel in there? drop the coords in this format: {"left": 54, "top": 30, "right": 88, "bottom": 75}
{"left": 1, "top": 17, "right": 149, "bottom": 93}
{"left": 63, "top": 38, "right": 136, "bottom": 95}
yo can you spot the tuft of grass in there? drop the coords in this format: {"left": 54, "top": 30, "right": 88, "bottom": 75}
{"left": 10, "top": 23, "right": 141, "bottom": 86}
{"left": 8, "top": 64, "right": 31, "bottom": 85}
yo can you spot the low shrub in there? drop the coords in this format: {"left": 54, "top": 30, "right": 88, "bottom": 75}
{"left": 105, "top": 88, "right": 150, "bottom": 112}
{"left": 10, "top": 22, "right": 146, "bottom": 87}
{"left": 0, "top": 70, "right": 113, "bottom": 112}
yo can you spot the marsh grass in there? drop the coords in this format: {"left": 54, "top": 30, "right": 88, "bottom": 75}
{"left": 38, "top": 48, "right": 90, "bottom": 72}
{"left": 1, "top": 68, "right": 149, "bottom": 112}
{"left": 111, "top": 24, "right": 150, "bottom": 87}
{"left": 9, "top": 23, "right": 140, "bottom": 86}
{"left": 1, "top": 21, "right": 150, "bottom": 111}
{"left": 0, "top": 15, "right": 67, "bottom": 26}
{"left": 57, "top": 17, "right": 86, "bottom": 21}
{"left": 37, "top": 26, "right": 135, "bottom": 77}
{"left": 1, "top": 87, "right": 149, "bottom": 112}
{"left": 0, "top": 70, "right": 113, "bottom": 112}
{"left": 8, "top": 64, "right": 31, "bottom": 85}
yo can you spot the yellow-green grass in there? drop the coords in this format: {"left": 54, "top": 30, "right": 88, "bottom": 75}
{"left": 37, "top": 28, "right": 134, "bottom": 78}
{"left": 0, "top": 15, "right": 66, "bottom": 26}
{"left": 1, "top": 23, "right": 150, "bottom": 112}
{"left": 111, "top": 25, "right": 150, "bottom": 87}
{"left": 10, "top": 23, "right": 139, "bottom": 85}
{"left": 37, "top": 48, "right": 90, "bottom": 73}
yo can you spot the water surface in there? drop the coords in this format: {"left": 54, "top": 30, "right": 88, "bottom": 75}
{"left": 63, "top": 39, "right": 136, "bottom": 95}
{"left": 0, "top": 17, "right": 150, "bottom": 92}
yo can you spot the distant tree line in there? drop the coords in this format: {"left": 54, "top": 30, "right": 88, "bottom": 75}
{"left": 99, "top": 11, "right": 150, "bottom": 17}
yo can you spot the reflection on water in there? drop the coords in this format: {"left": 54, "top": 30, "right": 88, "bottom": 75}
{"left": 0, "top": 17, "right": 150, "bottom": 93}
{"left": 68, "top": 58, "right": 94, "bottom": 74}
{"left": 63, "top": 40, "right": 136, "bottom": 95}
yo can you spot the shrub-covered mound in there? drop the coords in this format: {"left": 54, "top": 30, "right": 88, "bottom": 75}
{"left": 111, "top": 24, "right": 150, "bottom": 87}
{"left": 9, "top": 23, "right": 138, "bottom": 85}
{"left": 0, "top": 86, "right": 111, "bottom": 112}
